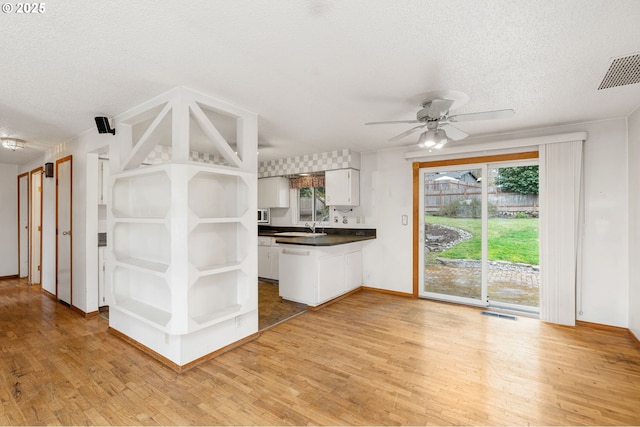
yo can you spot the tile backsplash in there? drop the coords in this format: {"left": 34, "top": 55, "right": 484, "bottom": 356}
{"left": 258, "top": 149, "right": 361, "bottom": 177}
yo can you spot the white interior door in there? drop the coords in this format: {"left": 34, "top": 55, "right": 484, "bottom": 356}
{"left": 30, "top": 169, "right": 42, "bottom": 284}
{"left": 18, "top": 173, "right": 29, "bottom": 278}
{"left": 56, "top": 156, "right": 72, "bottom": 304}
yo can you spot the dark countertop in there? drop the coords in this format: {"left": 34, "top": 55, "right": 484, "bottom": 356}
{"left": 273, "top": 234, "right": 375, "bottom": 246}
{"left": 259, "top": 226, "right": 376, "bottom": 247}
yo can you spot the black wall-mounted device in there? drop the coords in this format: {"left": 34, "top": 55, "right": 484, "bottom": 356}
{"left": 94, "top": 117, "right": 116, "bottom": 135}
{"left": 44, "top": 162, "right": 54, "bottom": 178}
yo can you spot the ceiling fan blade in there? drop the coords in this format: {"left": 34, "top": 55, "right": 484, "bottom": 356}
{"left": 388, "top": 124, "right": 427, "bottom": 142}
{"left": 365, "top": 120, "right": 420, "bottom": 125}
{"left": 448, "top": 109, "right": 515, "bottom": 122}
{"left": 428, "top": 98, "right": 455, "bottom": 118}
{"left": 440, "top": 123, "right": 469, "bottom": 141}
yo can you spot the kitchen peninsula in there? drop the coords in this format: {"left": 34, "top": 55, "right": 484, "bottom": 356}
{"left": 258, "top": 227, "right": 375, "bottom": 309}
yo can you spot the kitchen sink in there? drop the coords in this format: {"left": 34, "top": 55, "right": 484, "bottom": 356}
{"left": 274, "top": 232, "right": 327, "bottom": 237}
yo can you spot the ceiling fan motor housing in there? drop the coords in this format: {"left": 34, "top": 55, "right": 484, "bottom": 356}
{"left": 416, "top": 106, "right": 442, "bottom": 129}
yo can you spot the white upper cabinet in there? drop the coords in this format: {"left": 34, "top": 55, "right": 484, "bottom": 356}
{"left": 326, "top": 169, "right": 359, "bottom": 206}
{"left": 258, "top": 177, "right": 290, "bottom": 208}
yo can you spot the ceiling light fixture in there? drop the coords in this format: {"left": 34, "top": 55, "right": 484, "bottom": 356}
{"left": 1, "top": 138, "right": 26, "bottom": 151}
{"left": 417, "top": 129, "right": 447, "bottom": 149}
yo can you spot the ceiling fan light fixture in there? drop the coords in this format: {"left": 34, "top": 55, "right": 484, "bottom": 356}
{"left": 434, "top": 129, "right": 448, "bottom": 149}
{"left": 1, "top": 138, "right": 26, "bottom": 151}
{"left": 418, "top": 129, "right": 448, "bottom": 149}
{"left": 417, "top": 131, "right": 436, "bottom": 148}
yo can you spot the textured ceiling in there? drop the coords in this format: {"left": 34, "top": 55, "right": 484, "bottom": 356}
{"left": 1, "top": 0, "right": 640, "bottom": 165}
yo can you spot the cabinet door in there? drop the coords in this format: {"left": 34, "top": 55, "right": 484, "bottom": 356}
{"left": 269, "top": 247, "right": 280, "bottom": 280}
{"left": 258, "top": 177, "right": 290, "bottom": 208}
{"left": 325, "top": 169, "right": 359, "bottom": 206}
{"left": 345, "top": 251, "right": 363, "bottom": 291}
{"left": 258, "top": 245, "right": 271, "bottom": 279}
{"left": 317, "top": 254, "right": 345, "bottom": 303}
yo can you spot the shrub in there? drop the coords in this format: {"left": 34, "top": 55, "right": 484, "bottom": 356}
{"left": 438, "top": 199, "right": 498, "bottom": 218}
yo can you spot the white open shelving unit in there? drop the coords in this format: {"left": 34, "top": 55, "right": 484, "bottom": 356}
{"left": 106, "top": 87, "right": 258, "bottom": 368}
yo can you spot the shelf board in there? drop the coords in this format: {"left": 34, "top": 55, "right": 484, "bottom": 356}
{"left": 114, "top": 300, "right": 171, "bottom": 328}
{"left": 191, "top": 304, "right": 242, "bottom": 326}
{"left": 192, "top": 217, "right": 243, "bottom": 224}
{"left": 112, "top": 217, "right": 167, "bottom": 223}
{"left": 193, "top": 261, "right": 242, "bottom": 276}
{"left": 115, "top": 257, "right": 169, "bottom": 274}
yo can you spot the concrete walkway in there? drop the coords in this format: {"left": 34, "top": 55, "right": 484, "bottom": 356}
{"left": 424, "top": 260, "right": 539, "bottom": 307}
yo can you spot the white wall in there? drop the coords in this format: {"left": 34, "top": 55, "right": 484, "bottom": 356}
{"left": 577, "top": 119, "right": 628, "bottom": 327}
{"left": 361, "top": 118, "right": 630, "bottom": 327}
{"left": 628, "top": 106, "right": 640, "bottom": 339}
{"left": 360, "top": 149, "right": 413, "bottom": 293}
{"left": 0, "top": 163, "right": 19, "bottom": 276}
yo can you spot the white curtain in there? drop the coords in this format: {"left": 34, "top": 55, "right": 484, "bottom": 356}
{"left": 539, "top": 140, "right": 584, "bottom": 325}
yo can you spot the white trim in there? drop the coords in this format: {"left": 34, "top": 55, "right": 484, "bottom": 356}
{"left": 404, "top": 132, "right": 587, "bottom": 161}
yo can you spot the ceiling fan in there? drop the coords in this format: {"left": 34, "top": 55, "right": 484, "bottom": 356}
{"left": 365, "top": 90, "right": 515, "bottom": 149}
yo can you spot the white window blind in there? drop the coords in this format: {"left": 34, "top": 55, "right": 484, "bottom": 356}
{"left": 539, "top": 140, "right": 584, "bottom": 325}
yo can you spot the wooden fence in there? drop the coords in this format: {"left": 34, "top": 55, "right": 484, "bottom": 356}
{"left": 424, "top": 181, "right": 538, "bottom": 214}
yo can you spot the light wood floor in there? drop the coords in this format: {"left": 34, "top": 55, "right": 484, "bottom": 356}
{"left": 258, "top": 281, "right": 306, "bottom": 330}
{"left": 1, "top": 278, "right": 639, "bottom": 425}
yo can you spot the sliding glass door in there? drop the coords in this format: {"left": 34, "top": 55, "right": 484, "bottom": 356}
{"left": 421, "top": 167, "right": 484, "bottom": 305}
{"left": 486, "top": 164, "right": 539, "bottom": 311}
{"left": 418, "top": 160, "right": 539, "bottom": 313}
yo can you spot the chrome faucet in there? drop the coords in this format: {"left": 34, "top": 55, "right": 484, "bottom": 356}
{"left": 305, "top": 222, "right": 316, "bottom": 233}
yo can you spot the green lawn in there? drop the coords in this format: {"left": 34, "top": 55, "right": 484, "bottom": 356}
{"left": 426, "top": 215, "right": 539, "bottom": 265}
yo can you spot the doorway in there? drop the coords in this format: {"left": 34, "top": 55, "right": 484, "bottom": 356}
{"left": 29, "top": 168, "right": 43, "bottom": 285}
{"left": 18, "top": 173, "right": 29, "bottom": 278}
{"left": 56, "top": 156, "right": 72, "bottom": 305}
{"left": 414, "top": 152, "right": 540, "bottom": 314}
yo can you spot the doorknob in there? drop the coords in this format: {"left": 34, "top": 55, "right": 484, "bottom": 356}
{"left": 62, "top": 230, "right": 71, "bottom": 236}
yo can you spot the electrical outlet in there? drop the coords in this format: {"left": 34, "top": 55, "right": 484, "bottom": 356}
{"left": 356, "top": 216, "right": 361, "bottom": 224}
{"left": 334, "top": 216, "right": 338, "bottom": 223}
{"left": 342, "top": 216, "right": 348, "bottom": 224}
{"left": 235, "top": 315, "right": 243, "bottom": 328}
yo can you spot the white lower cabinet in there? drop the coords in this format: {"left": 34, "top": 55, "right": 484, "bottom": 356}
{"left": 258, "top": 238, "right": 271, "bottom": 278}
{"left": 269, "top": 246, "right": 280, "bottom": 280}
{"left": 279, "top": 242, "right": 362, "bottom": 306}
{"left": 258, "top": 237, "right": 280, "bottom": 280}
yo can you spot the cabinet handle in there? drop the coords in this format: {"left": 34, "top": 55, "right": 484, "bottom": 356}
{"left": 282, "top": 249, "right": 310, "bottom": 256}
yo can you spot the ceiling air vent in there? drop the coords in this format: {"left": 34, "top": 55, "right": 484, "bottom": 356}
{"left": 598, "top": 53, "right": 640, "bottom": 90}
